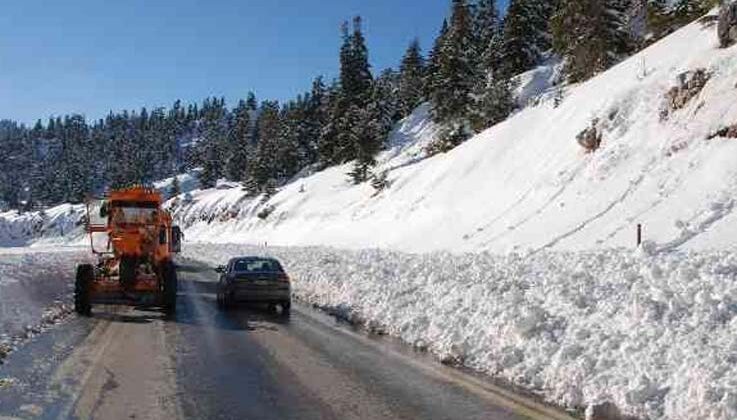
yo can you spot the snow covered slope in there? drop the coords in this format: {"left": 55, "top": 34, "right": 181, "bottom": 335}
{"left": 168, "top": 103, "right": 440, "bottom": 247}
{"left": 169, "top": 15, "right": 737, "bottom": 253}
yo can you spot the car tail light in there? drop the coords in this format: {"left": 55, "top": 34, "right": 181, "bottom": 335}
{"left": 278, "top": 274, "right": 290, "bottom": 283}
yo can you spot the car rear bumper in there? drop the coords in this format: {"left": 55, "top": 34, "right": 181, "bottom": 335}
{"left": 228, "top": 286, "right": 291, "bottom": 303}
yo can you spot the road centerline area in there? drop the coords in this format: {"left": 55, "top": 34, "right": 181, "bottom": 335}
{"left": 0, "top": 262, "right": 574, "bottom": 420}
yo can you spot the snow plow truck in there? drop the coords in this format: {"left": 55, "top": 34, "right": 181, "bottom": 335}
{"left": 75, "top": 186, "right": 183, "bottom": 316}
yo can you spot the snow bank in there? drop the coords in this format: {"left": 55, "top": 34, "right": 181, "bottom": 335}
{"left": 0, "top": 204, "right": 86, "bottom": 247}
{"left": 184, "top": 243, "right": 737, "bottom": 420}
{"left": 0, "top": 248, "right": 91, "bottom": 360}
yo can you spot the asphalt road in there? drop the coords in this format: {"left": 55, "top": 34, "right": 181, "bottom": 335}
{"left": 0, "top": 262, "right": 574, "bottom": 420}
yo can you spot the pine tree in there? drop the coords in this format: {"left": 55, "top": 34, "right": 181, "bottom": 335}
{"left": 61, "top": 115, "right": 94, "bottom": 203}
{"left": 430, "top": 0, "right": 477, "bottom": 146}
{"left": 322, "top": 16, "right": 376, "bottom": 167}
{"left": 470, "top": 71, "right": 515, "bottom": 132}
{"left": 645, "top": 0, "right": 672, "bottom": 40}
{"left": 246, "top": 92, "right": 258, "bottom": 112}
{"left": 671, "top": 0, "right": 711, "bottom": 25}
{"left": 317, "top": 80, "right": 344, "bottom": 166}
{"left": 643, "top": 0, "right": 715, "bottom": 43}
{"left": 169, "top": 176, "right": 181, "bottom": 198}
{"left": 0, "top": 121, "right": 27, "bottom": 208}
{"left": 473, "top": 0, "right": 502, "bottom": 58}
{"left": 341, "top": 17, "right": 373, "bottom": 107}
{"left": 374, "top": 69, "right": 402, "bottom": 130}
{"left": 198, "top": 97, "right": 228, "bottom": 188}
{"left": 467, "top": 0, "right": 515, "bottom": 132}
{"left": 303, "top": 77, "right": 327, "bottom": 166}
{"left": 348, "top": 101, "right": 382, "bottom": 184}
{"left": 348, "top": 69, "right": 397, "bottom": 183}
{"left": 248, "top": 101, "right": 281, "bottom": 190}
{"left": 398, "top": 39, "right": 426, "bottom": 118}
{"left": 501, "top": 0, "right": 555, "bottom": 76}
{"left": 275, "top": 101, "right": 303, "bottom": 180}
{"left": 225, "top": 99, "right": 251, "bottom": 181}
{"left": 552, "top": 0, "right": 634, "bottom": 83}
{"left": 425, "top": 19, "right": 449, "bottom": 98}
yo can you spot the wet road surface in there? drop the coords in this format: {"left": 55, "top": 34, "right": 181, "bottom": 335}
{"left": 0, "top": 263, "right": 574, "bottom": 420}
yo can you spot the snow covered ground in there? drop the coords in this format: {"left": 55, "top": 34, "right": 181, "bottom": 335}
{"left": 0, "top": 247, "right": 91, "bottom": 361}
{"left": 0, "top": 9, "right": 736, "bottom": 420}
{"left": 184, "top": 243, "right": 737, "bottom": 420}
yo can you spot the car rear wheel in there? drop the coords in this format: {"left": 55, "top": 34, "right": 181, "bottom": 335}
{"left": 280, "top": 300, "right": 291, "bottom": 317}
{"left": 220, "top": 293, "right": 233, "bottom": 311}
{"left": 217, "top": 291, "right": 229, "bottom": 309}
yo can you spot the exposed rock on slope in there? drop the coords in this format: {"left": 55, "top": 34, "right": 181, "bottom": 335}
{"left": 718, "top": 1, "right": 737, "bottom": 47}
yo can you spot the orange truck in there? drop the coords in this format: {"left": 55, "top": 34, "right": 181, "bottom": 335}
{"left": 75, "top": 186, "right": 183, "bottom": 316}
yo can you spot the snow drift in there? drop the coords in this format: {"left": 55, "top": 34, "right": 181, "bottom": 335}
{"left": 0, "top": 205, "right": 86, "bottom": 247}
{"left": 184, "top": 243, "right": 737, "bottom": 420}
{"left": 0, "top": 248, "right": 91, "bottom": 361}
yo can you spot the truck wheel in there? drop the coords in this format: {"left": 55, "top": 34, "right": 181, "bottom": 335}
{"left": 162, "top": 263, "right": 178, "bottom": 315}
{"left": 222, "top": 293, "right": 233, "bottom": 311}
{"left": 75, "top": 264, "right": 93, "bottom": 317}
{"left": 120, "top": 256, "right": 137, "bottom": 292}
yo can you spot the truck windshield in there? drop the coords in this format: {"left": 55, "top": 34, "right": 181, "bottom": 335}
{"left": 110, "top": 201, "right": 159, "bottom": 224}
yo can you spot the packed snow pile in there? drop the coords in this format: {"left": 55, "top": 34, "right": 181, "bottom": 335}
{"left": 0, "top": 204, "right": 86, "bottom": 247}
{"left": 0, "top": 248, "right": 91, "bottom": 361}
{"left": 164, "top": 13, "right": 737, "bottom": 254}
{"left": 184, "top": 243, "right": 737, "bottom": 420}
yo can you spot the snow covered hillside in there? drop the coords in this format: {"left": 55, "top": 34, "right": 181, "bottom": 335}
{"left": 167, "top": 14, "right": 737, "bottom": 253}
{"left": 1, "top": 14, "right": 734, "bottom": 254}
{"left": 167, "top": 103, "right": 440, "bottom": 247}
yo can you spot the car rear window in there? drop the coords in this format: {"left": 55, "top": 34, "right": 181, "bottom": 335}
{"left": 233, "top": 259, "right": 283, "bottom": 273}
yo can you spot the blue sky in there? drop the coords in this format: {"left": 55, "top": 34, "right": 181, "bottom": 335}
{"left": 0, "top": 0, "right": 507, "bottom": 124}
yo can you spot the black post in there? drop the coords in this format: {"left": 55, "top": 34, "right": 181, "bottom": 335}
{"left": 637, "top": 224, "right": 642, "bottom": 247}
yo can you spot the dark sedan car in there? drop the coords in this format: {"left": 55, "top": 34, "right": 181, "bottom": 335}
{"left": 215, "top": 257, "right": 291, "bottom": 314}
